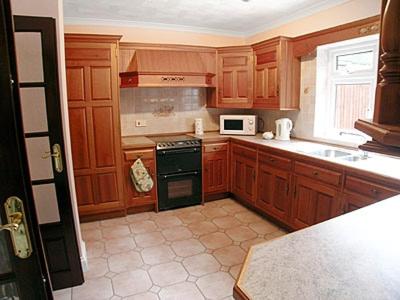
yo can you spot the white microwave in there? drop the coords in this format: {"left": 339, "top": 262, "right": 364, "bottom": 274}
{"left": 220, "top": 115, "right": 257, "bottom": 136}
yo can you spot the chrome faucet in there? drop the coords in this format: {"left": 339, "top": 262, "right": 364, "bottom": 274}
{"left": 339, "top": 131, "right": 369, "bottom": 159}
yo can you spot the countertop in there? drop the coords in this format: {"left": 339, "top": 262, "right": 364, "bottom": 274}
{"left": 235, "top": 194, "right": 400, "bottom": 300}
{"left": 190, "top": 132, "right": 400, "bottom": 181}
{"left": 121, "top": 132, "right": 400, "bottom": 181}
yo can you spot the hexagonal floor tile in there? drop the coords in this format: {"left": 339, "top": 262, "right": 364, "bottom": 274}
{"left": 199, "top": 232, "right": 232, "bottom": 250}
{"left": 112, "top": 270, "right": 152, "bottom": 297}
{"left": 178, "top": 211, "right": 205, "bottom": 224}
{"left": 196, "top": 272, "right": 234, "bottom": 300}
{"left": 213, "top": 245, "right": 246, "bottom": 266}
{"left": 229, "top": 264, "right": 243, "bottom": 280}
{"left": 124, "top": 292, "right": 159, "bottom": 300}
{"left": 249, "top": 221, "right": 280, "bottom": 235}
{"left": 86, "top": 241, "right": 105, "bottom": 259}
{"left": 225, "top": 226, "right": 258, "bottom": 242}
{"left": 148, "top": 261, "right": 188, "bottom": 286}
{"left": 234, "top": 211, "right": 264, "bottom": 224}
{"left": 72, "top": 277, "right": 113, "bottom": 300}
{"left": 126, "top": 212, "right": 152, "bottom": 223}
{"left": 84, "top": 258, "right": 109, "bottom": 279}
{"left": 130, "top": 220, "right": 158, "bottom": 235}
{"left": 81, "top": 228, "right": 102, "bottom": 242}
{"left": 100, "top": 217, "right": 128, "bottom": 228}
{"left": 141, "top": 244, "right": 175, "bottom": 265}
{"left": 212, "top": 216, "right": 241, "bottom": 229}
{"left": 135, "top": 232, "right": 165, "bottom": 248}
{"left": 101, "top": 225, "right": 131, "bottom": 240}
{"left": 183, "top": 253, "right": 220, "bottom": 276}
{"left": 171, "top": 238, "right": 205, "bottom": 257}
{"left": 108, "top": 251, "right": 143, "bottom": 273}
{"left": 188, "top": 221, "right": 218, "bottom": 236}
{"left": 104, "top": 236, "right": 136, "bottom": 254}
{"left": 159, "top": 282, "right": 204, "bottom": 300}
{"left": 162, "top": 226, "right": 193, "bottom": 241}
{"left": 154, "top": 215, "right": 182, "bottom": 228}
{"left": 221, "top": 202, "right": 247, "bottom": 214}
{"left": 201, "top": 207, "right": 228, "bottom": 219}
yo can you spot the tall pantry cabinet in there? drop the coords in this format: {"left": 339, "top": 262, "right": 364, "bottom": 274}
{"left": 65, "top": 34, "right": 124, "bottom": 219}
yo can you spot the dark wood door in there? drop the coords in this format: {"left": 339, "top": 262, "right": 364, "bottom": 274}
{"left": 217, "top": 49, "right": 253, "bottom": 108}
{"left": 65, "top": 35, "right": 124, "bottom": 219}
{"left": 13, "top": 17, "right": 83, "bottom": 290}
{"left": 231, "top": 152, "right": 256, "bottom": 205}
{"left": 291, "top": 176, "right": 340, "bottom": 230}
{"left": 256, "top": 162, "right": 291, "bottom": 222}
{"left": 0, "top": 1, "right": 51, "bottom": 298}
{"left": 204, "top": 151, "right": 228, "bottom": 194}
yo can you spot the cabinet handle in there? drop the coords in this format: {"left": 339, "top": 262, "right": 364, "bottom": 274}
{"left": 371, "top": 189, "right": 379, "bottom": 194}
{"left": 286, "top": 184, "right": 289, "bottom": 196}
{"left": 269, "top": 158, "right": 275, "bottom": 162}
{"left": 313, "top": 171, "right": 319, "bottom": 176}
{"left": 253, "top": 170, "right": 256, "bottom": 181}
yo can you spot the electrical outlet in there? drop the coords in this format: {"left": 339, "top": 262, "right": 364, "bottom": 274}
{"left": 135, "top": 120, "right": 147, "bottom": 127}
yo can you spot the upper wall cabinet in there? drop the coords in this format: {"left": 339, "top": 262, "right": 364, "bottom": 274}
{"left": 215, "top": 46, "right": 254, "bottom": 108}
{"left": 252, "top": 37, "right": 300, "bottom": 110}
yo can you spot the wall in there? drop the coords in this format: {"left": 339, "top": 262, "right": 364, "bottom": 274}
{"left": 120, "top": 87, "right": 243, "bottom": 136}
{"left": 246, "top": 0, "right": 380, "bottom": 44}
{"left": 11, "top": 0, "right": 87, "bottom": 270}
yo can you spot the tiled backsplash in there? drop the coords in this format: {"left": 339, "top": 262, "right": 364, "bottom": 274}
{"left": 120, "top": 87, "right": 242, "bottom": 136}
{"left": 120, "top": 57, "right": 316, "bottom": 138}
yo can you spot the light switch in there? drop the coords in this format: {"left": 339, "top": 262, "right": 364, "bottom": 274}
{"left": 135, "top": 120, "right": 147, "bottom": 127}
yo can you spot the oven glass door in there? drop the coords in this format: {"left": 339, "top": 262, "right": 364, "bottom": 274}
{"left": 158, "top": 171, "right": 202, "bottom": 210}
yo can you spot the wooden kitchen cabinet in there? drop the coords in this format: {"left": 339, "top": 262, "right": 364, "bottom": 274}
{"left": 123, "top": 148, "right": 157, "bottom": 211}
{"left": 291, "top": 175, "right": 341, "bottom": 230}
{"left": 216, "top": 46, "right": 254, "bottom": 108}
{"left": 252, "top": 37, "right": 300, "bottom": 110}
{"left": 231, "top": 143, "right": 257, "bottom": 205}
{"left": 65, "top": 34, "right": 124, "bottom": 219}
{"left": 343, "top": 174, "right": 399, "bottom": 213}
{"left": 256, "top": 152, "right": 292, "bottom": 224}
{"left": 203, "top": 142, "right": 229, "bottom": 197}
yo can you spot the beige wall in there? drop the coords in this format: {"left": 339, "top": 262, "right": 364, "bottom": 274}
{"left": 11, "top": 0, "right": 86, "bottom": 270}
{"left": 246, "top": 0, "right": 380, "bottom": 44}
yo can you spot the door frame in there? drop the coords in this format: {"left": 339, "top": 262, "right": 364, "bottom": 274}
{"left": 0, "top": 0, "right": 52, "bottom": 298}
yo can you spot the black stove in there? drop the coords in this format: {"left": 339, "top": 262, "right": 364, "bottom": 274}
{"left": 150, "top": 135, "right": 201, "bottom": 150}
{"left": 150, "top": 135, "right": 202, "bottom": 211}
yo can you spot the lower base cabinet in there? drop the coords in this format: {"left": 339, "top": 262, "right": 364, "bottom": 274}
{"left": 203, "top": 143, "right": 229, "bottom": 196}
{"left": 123, "top": 148, "right": 157, "bottom": 210}
{"left": 291, "top": 175, "right": 341, "bottom": 230}
{"left": 256, "top": 162, "right": 291, "bottom": 224}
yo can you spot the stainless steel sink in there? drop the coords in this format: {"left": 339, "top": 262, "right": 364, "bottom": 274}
{"left": 340, "top": 155, "right": 367, "bottom": 162}
{"left": 308, "top": 149, "right": 352, "bottom": 158}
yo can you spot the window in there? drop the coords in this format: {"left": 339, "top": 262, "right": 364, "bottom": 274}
{"left": 314, "top": 35, "right": 379, "bottom": 145}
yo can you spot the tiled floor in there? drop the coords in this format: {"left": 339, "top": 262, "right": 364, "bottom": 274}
{"left": 54, "top": 198, "right": 286, "bottom": 300}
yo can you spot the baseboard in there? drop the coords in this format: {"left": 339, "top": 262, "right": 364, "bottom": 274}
{"left": 80, "top": 240, "right": 88, "bottom": 272}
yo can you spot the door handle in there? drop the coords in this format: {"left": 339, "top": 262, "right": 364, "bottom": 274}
{"left": 2, "top": 197, "right": 33, "bottom": 259}
{"left": 42, "top": 143, "right": 63, "bottom": 173}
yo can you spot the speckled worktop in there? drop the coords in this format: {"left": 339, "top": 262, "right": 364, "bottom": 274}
{"left": 190, "top": 132, "right": 400, "bottom": 181}
{"left": 235, "top": 194, "right": 400, "bottom": 300}
{"left": 122, "top": 132, "right": 400, "bottom": 181}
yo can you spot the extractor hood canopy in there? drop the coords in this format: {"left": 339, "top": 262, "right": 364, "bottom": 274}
{"left": 119, "top": 49, "right": 215, "bottom": 88}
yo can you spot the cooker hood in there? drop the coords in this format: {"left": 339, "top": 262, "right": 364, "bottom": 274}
{"left": 119, "top": 49, "right": 215, "bottom": 88}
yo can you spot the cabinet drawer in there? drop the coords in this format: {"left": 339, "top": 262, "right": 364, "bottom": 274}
{"left": 204, "top": 143, "right": 228, "bottom": 153}
{"left": 294, "top": 161, "right": 341, "bottom": 186}
{"left": 259, "top": 151, "right": 291, "bottom": 171}
{"left": 344, "top": 176, "right": 399, "bottom": 200}
{"left": 232, "top": 144, "right": 256, "bottom": 161}
{"left": 124, "top": 149, "right": 154, "bottom": 161}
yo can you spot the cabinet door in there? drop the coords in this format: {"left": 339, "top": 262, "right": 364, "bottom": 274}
{"left": 231, "top": 152, "right": 256, "bottom": 204}
{"left": 253, "top": 45, "right": 279, "bottom": 109}
{"left": 66, "top": 39, "right": 124, "bottom": 217}
{"left": 124, "top": 159, "right": 157, "bottom": 208}
{"left": 343, "top": 192, "right": 377, "bottom": 213}
{"left": 291, "top": 176, "right": 340, "bottom": 230}
{"left": 217, "top": 50, "right": 253, "bottom": 108}
{"left": 256, "top": 162, "right": 291, "bottom": 222}
{"left": 204, "top": 151, "right": 228, "bottom": 194}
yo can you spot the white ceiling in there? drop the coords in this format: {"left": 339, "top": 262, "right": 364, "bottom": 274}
{"left": 63, "top": 0, "right": 350, "bottom": 36}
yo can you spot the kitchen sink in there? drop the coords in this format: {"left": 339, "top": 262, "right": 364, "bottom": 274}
{"left": 340, "top": 155, "right": 362, "bottom": 162}
{"left": 308, "top": 149, "right": 352, "bottom": 158}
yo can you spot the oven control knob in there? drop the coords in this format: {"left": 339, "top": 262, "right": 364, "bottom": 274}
{"left": 249, "top": 120, "right": 254, "bottom": 125}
